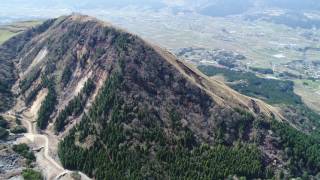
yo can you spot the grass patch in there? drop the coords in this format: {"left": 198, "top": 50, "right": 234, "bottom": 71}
{"left": 0, "top": 30, "right": 16, "bottom": 44}
{"left": 13, "top": 144, "right": 36, "bottom": 165}
{"left": 22, "top": 169, "right": 43, "bottom": 180}
{"left": 0, "top": 21, "right": 42, "bottom": 45}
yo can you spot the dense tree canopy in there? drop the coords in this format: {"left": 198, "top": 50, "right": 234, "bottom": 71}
{"left": 58, "top": 67, "right": 265, "bottom": 179}
{"left": 36, "top": 76, "right": 57, "bottom": 129}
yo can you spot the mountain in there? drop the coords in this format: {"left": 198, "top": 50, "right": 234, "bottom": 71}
{"left": 198, "top": 0, "right": 253, "bottom": 17}
{"left": 1, "top": 0, "right": 165, "bottom": 9}
{"left": 1, "top": 14, "right": 320, "bottom": 179}
{"left": 266, "top": 0, "right": 320, "bottom": 11}
{"left": 194, "top": 0, "right": 320, "bottom": 17}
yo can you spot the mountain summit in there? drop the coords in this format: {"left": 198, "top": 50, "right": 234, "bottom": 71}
{"left": 1, "top": 15, "right": 320, "bottom": 179}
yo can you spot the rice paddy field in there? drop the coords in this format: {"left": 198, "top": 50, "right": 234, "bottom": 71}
{"left": 294, "top": 79, "right": 320, "bottom": 113}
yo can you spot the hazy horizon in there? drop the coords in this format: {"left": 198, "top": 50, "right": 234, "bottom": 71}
{"left": 1, "top": 0, "right": 319, "bottom": 20}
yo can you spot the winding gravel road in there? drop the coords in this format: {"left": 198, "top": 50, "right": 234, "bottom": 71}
{"left": 2, "top": 112, "right": 91, "bottom": 180}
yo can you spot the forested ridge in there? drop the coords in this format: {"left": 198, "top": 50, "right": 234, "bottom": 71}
{"left": 271, "top": 121, "right": 320, "bottom": 176}
{"left": 54, "top": 16, "right": 320, "bottom": 179}
{"left": 36, "top": 76, "right": 57, "bottom": 129}
{"left": 58, "top": 64, "right": 266, "bottom": 179}
{"left": 0, "top": 18, "right": 55, "bottom": 112}
{"left": 198, "top": 65, "right": 320, "bottom": 178}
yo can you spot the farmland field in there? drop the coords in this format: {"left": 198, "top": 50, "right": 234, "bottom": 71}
{"left": 0, "top": 21, "right": 41, "bottom": 44}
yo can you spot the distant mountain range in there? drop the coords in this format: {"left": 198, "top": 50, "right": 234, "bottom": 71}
{"left": 1, "top": 0, "right": 320, "bottom": 22}
{"left": 2, "top": 0, "right": 320, "bottom": 14}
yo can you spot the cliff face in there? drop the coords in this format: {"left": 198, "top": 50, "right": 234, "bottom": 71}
{"left": 2, "top": 15, "right": 318, "bottom": 179}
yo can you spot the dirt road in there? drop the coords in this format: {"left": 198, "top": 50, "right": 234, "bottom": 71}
{"left": 2, "top": 112, "right": 91, "bottom": 180}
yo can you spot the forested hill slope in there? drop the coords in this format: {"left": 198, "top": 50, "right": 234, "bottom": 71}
{"left": 1, "top": 14, "right": 320, "bottom": 179}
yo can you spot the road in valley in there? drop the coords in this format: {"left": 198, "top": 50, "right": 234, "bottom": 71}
{"left": 2, "top": 112, "right": 91, "bottom": 180}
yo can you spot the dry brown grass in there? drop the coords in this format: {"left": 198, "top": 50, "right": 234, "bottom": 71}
{"left": 151, "top": 44, "right": 284, "bottom": 121}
